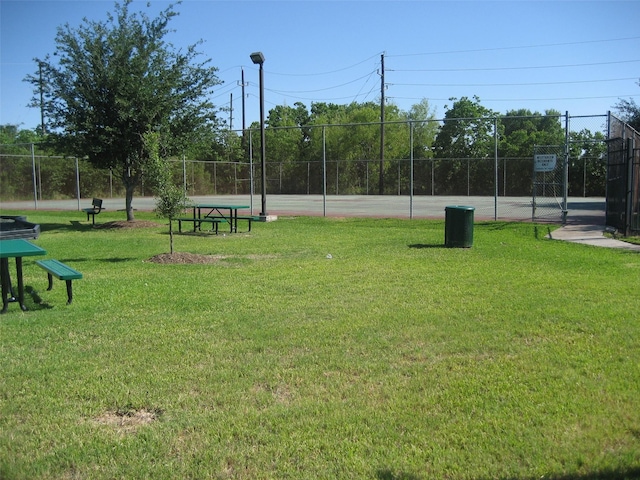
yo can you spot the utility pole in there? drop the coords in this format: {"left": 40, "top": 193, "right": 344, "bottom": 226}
{"left": 379, "top": 53, "right": 385, "bottom": 195}
{"left": 39, "top": 61, "right": 46, "bottom": 135}
{"left": 239, "top": 69, "right": 248, "bottom": 155}
{"left": 240, "top": 68, "right": 246, "bottom": 132}
{"left": 229, "top": 93, "right": 233, "bottom": 130}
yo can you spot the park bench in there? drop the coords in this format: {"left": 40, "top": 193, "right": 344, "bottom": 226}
{"left": 173, "top": 217, "right": 228, "bottom": 234}
{"left": 82, "top": 198, "right": 104, "bottom": 225}
{"left": 35, "top": 259, "right": 83, "bottom": 305}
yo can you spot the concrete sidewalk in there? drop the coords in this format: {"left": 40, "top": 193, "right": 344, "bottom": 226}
{"left": 550, "top": 224, "right": 640, "bottom": 252}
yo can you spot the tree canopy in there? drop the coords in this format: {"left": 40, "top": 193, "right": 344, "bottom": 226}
{"left": 27, "top": 0, "right": 222, "bottom": 220}
{"left": 615, "top": 98, "right": 640, "bottom": 131}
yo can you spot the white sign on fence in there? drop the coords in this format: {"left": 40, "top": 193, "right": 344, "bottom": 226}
{"left": 534, "top": 154, "right": 557, "bottom": 172}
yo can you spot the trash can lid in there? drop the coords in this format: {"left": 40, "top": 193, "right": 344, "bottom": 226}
{"left": 445, "top": 205, "right": 475, "bottom": 211}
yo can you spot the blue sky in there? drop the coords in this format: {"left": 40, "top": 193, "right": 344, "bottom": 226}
{"left": 1, "top": 0, "right": 639, "bottom": 131}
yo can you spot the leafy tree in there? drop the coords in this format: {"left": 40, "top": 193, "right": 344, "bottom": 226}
{"left": 433, "top": 96, "right": 497, "bottom": 194}
{"left": 264, "top": 103, "right": 311, "bottom": 193}
{"left": 303, "top": 101, "right": 416, "bottom": 194}
{"left": 147, "top": 131, "right": 190, "bottom": 254}
{"left": 498, "top": 109, "right": 564, "bottom": 195}
{"left": 0, "top": 125, "right": 43, "bottom": 146}
{"left": 568, "top": 129, "right": 606, "bottom": 196}
{"left": 26, "top": 0, "right": 221, "bottom": 220}
{"left": 615, "top": 97, "right": 640, "bottom": 131}
{"left": 404, "top": 99, "right": 439, "bottom": 194}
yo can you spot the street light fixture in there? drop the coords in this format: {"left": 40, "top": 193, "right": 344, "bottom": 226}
{"left": 250, "top": 51, "right": 267, "bottom": 218}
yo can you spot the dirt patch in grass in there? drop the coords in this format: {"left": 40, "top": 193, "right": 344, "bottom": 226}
{"left": 93, "top": 408, "right": 159, "bottom": 433}
{"left": 95, "top": 220, "right": 163, "bottom": 229}
{"left": 148, "top": 252, "right": 226, "bottom": 264}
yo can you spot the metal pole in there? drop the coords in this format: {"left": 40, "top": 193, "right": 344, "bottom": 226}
{"left": 249, "top": 129, "right": 254, "bottom": 215}
{"left": 38, "top": 62, "right": 46, "bottom": 135}
{"left": 323, "top": 126, "right": 327, "bottom": 217}
{"left": 379, "top": 53, "right": 385, "bottom": 195}
{"left": 562, "top": 112, "right": 569, "bottom": 224}
{"left": 241, "top": 69, "right": 246, "bottom": 132}
{"left": 410, "top": 121, "right": 414, "bottom": 219}
{"left": 494, "top": 117, "right": 498, "bottom": 220}
{"left": 259, "top": 63, "right": 267, "bottom": 216}
{"left": 75, "top": 157, "right": 81, "bottom": 211}
{"left": 183, "top": 155, "right": 187, "bottom": 196}
{"left": 30, "top": 144, "right": 38, "bottom": 210}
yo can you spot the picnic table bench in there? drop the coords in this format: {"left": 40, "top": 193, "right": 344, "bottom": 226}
{"left": 173, "top": 216, "right": 228, "bottom": 234}
{"left": 36, "top": 259, "right": 82, "bottom": 305}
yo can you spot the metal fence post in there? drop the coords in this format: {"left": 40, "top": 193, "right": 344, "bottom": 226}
{"left": 563, "top": 112, "right": 570, "bottom": 224}
{"left": 75, "top": 157, "right": 80, "bottom": 211}
{"left": 30, "top": 143, "right": 38, "bottom": 210}
{"left": 322, "top": 126, "right": 327, "bottom": 216}
{"left": 410, "top": 120, "right": 414, "bottom": 219}
{"left": 494, "top": 117, "right": 498, "bottom": 220}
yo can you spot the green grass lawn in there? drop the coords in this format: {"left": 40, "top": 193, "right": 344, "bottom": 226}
{"left": 1, "top": 210, "right": 639, "bottom": 480}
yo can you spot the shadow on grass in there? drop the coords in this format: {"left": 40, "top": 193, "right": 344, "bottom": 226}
{"left": 38, "top": 220, "right": 94, "bottom": 234}
{"left": 408, "top": 243, "right": 445, "bottom": 249}
{"left": 376, "top": 469, "right": 421, "bottom": 480}
{"left": 488, "top": 467, "right": 640, "bottom": 480}
{"left": 33, "top": 256, "right": 135, "bottom": 264}
{"left": 377, "top": 467, "right": 640, "bottom": 480}
{"left": 24, "top": 285, "right": 53, "bottom": 311}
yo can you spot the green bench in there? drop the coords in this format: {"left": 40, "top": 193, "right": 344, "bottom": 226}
{"left": 36, "top": 259, "right": 83, "bottom": 305}
{"left": 173, "top": 217, "right": 227, "bottom": 234}
{"left": 82, "top": 198, "right": 104, "bottom": 225}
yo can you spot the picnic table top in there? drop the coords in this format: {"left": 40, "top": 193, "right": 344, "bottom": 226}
{"left": 0, "top": 239, "right": 47, "bottom": 258}
{"left": 193, "top": 203, "right": 250, "bottom": 209}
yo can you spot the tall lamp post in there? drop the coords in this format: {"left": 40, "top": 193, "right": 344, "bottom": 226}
{"left": 250, "top": 51, "right": 267, "bottom": 218}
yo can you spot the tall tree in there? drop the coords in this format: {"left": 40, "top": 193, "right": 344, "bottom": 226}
{"left": 405, "top": 99, "right": 439, "bottom": 194}
{"left": 498, "top": 109, "right": 564, "bottom": 195}
{"left": 433, "top": 96, "right": 496, "bottom": 194}
{"left": 27, "top": 0, "right": 221, "bottom": 220}
{"left": 615, "top": 98, "right": 640, "bottom": 131}
{"left": 568, "top": 129, "right": 606, "bottom": 196}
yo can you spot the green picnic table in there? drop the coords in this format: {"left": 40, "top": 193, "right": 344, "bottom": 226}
{"left": 0, "top": 239, "right": 47, "bottom": 313}
{"left": 193, "top": 204, "right": 252, "bottom": 233}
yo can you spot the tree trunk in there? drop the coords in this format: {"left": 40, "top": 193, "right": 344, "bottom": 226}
{"left": 122, "top": 165, "right": 137, "bottom": 221}
{"left": 169, "top": 219, "right": 174, "bottom": 254}
{"left": 125, "top": 183, "right": 136, "bottom": 221}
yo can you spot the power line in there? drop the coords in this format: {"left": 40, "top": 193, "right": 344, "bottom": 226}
{"left": 393, "top": 77, "right": 639, "bottom": 88}
{"left": 390, "top": 59, "right": 640, "bottom": 73}
{"left": 390, "top": 93, "right": 640, "bottom": 103}
{"left": 259, "top": 52, "right": 383, "bottom": 77}
{"left": 387, "top": 36, "right": 640, "bottom": 58}
{"left": 265, "top": 71, "right": 378, "bottom": 95}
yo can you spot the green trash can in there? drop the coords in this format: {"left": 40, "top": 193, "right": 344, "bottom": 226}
{"left": 445, "top": 206, "right": 475, "bottom": 248}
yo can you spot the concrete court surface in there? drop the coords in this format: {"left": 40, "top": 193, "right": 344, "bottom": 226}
{"left": 1, "top": 194, "right": 638, "bottom": 250}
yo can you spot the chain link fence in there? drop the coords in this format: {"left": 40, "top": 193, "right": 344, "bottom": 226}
{"left": 1, "top": 113, "right": 608, "bottom": 221}
{"left": 606, "top": 114, "right": 640, "bottom": 234}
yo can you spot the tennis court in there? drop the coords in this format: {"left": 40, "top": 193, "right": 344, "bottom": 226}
{"left": 0, "top": 195, "right": 606, "bottom": 225}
